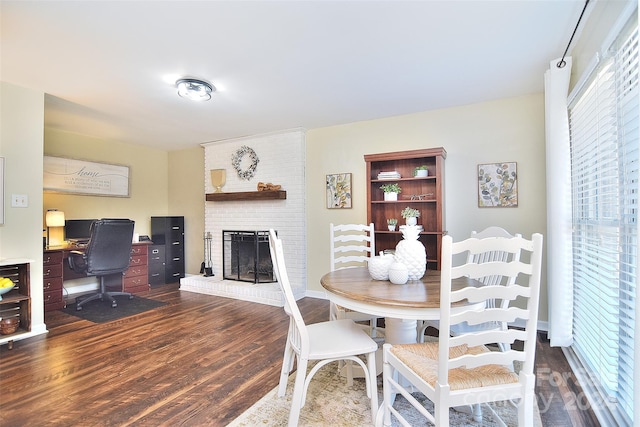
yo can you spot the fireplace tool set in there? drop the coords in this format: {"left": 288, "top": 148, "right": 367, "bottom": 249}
{"left": 201, "top": 232, "right": 214, "bottom": 276}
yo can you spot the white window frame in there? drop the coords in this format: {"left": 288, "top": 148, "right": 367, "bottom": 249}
{"left": 565, "top": 8, "right": 638, "bottom": 426}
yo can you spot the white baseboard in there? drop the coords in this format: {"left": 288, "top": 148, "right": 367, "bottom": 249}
{"left": 305, "top": 289, "right": 328, "bottom": 300}
{"left": 61, "top": 277, "right": 99, "bottom": 303}
{"left": 62, "top": 277, "right": 98, "bottom": 295}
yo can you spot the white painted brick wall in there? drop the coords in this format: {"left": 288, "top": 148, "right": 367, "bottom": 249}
{"left": 201, "top": 129, "right": 306, "bottom": 297}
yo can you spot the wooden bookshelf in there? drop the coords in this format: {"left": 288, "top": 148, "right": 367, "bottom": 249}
{"left": 364, "top": 148, "right": 446, "bottom": 270}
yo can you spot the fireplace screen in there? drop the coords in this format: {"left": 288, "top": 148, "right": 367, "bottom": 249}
{"left": 223, "top": 230, "right": 276, "bottom": 283}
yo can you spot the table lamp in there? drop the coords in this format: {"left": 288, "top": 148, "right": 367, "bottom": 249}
{"left": 46, "top": 209, "right": 65, "bottom": 246}
{"left": 210, "top": 169, "right": 226, "bottom": 193}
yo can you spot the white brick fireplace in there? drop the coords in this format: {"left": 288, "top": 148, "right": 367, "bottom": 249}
{"left": 179, "top": 129, "right": 306, "bottom": 306}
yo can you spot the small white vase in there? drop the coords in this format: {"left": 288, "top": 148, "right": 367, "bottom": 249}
{"left": 388, "top": 224, "right": 396, "bottom": 231}
{"left": 406, "top": 217, "right": 417, "bottom": 226}
{"left": 415, "top": 169, "right": 428, "bottom": 177}
{"left": 388, "top": 261, "right": 409, "bottom": 285}
{"left": 384, "top": 192, "right": 398, "bottom": 201}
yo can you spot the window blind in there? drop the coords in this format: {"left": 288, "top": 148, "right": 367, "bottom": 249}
{"left": 568, "top": 15, "right": 638, "bottom": 425}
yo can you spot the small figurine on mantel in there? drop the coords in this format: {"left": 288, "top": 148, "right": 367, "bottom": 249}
{"left": 257, "top": 182, "right": 282, "bottom": 191}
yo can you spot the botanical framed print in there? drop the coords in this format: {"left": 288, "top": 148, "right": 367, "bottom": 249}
{"left": 478, "top": 162, "right": 518, "bottom": 207}
{"left": 326, "top": 173, "right": 352, "bottom": 209}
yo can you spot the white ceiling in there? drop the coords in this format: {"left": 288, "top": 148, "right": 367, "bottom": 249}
{"left": 1, "top": 1, "right": 585, "bottom": 151}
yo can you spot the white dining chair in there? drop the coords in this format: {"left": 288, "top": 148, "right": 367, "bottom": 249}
{"left": 417, "top": 226, "right": 522, "bottom": 348}
{"left": 416, "top": 226, "right": 523, "bottom": 421}
{"left": 380, "top": 232, "right": 543, "bottom": 426}
{"left": 269, "top": 229, "right": 379, "bottom": 427}
{"left": 329, "top": 223, "right": 383, "bottom": 338}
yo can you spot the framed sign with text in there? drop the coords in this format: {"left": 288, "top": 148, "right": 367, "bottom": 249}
{"left": 0, "top": 157, "right": 4, "bottom": 224}
{"left": 44, "top": 156, "right": 130, "bottom": 197}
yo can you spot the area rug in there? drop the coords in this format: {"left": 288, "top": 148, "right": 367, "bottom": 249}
{"left": 228, "top": 363, "right": 542, "bottom": 426}
{"left": 61, "top": 295, "right": 166, "bottom": 323}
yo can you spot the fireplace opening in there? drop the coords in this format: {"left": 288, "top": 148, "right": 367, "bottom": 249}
{"left": 222, "top": 230, "right": 276, "bottom": 283}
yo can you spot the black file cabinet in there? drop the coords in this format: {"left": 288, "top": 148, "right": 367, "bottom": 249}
{"left": 151, "top": 216, "right": 185, "bottom": 284}
{"left": 148, "top": 244, "right": 166, "bottom": 286}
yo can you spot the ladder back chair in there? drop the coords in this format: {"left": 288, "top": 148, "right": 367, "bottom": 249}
{"left": 329, "top": 223, "right": 382, "bottom": 338}
{"left": 380, "top": 232, "right": 543, "bottom": 426}
{"left": 417, "top": 226, "right": 522, "bottom": 349}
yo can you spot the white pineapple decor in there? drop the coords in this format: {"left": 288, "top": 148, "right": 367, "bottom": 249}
{"left": 394, "top": 225, "right": 426, "bottom": 281}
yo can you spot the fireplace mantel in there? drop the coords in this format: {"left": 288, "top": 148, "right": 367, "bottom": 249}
{"left": 206, "top": 190, "right": 287, "bottom": 202}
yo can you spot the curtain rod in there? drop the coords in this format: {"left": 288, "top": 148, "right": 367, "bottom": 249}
{"left": 557, "top": 0, "right": 591, "bottom": 68}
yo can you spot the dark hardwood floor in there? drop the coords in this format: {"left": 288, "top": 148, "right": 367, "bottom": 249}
{"left": 0, "top": 283, "right": 599, "bottom": 426}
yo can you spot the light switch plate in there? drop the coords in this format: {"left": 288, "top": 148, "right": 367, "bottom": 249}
{"left": 11, "top": 194, "right": 28, "bottom": 208}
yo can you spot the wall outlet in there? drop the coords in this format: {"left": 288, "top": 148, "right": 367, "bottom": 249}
{"left": 11, "top": 194, "right": 28, "bottom": 208}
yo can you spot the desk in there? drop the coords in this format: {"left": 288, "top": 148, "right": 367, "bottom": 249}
{"left": 43, "top": 242, "right": 150, "bottom": 311}
{"left": 321, "top": 267, "right": 480, "bottom": 344}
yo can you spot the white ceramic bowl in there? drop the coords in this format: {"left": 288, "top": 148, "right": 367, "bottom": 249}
{"left": 0, "top": 283, "right": 16, "bottom": 301}
{"left": 368, "top": 255, "right": 394, "bottom": 280}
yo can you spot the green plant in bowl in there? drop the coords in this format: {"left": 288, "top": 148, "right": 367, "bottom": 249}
{"left": 414, "top": 165, "right": 428, "bottom": 177}
{"left": 401, "top": 207, "right": 420, "bottom": 218}
{"left": 380, "top": 183, "right": 401, "bottom": 193}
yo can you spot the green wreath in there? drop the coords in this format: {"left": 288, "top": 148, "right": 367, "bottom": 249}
{"left": 232, "top": 145, "right": 259, "bottom": 180}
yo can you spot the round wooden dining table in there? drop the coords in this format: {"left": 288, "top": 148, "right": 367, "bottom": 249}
{"left": 321, "top": 267, "right": 480, "bottom": 344}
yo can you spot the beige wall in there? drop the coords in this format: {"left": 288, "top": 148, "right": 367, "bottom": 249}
{"left": 168, "top": 146, "right": 204, "bottom": 275}
{"left": 43, "top": 128, "right": 169, "bottom": 237}
{"left": 44, "top": 131, "right": 206, "bottom": 276}
{"left": 306, "top": 94, "right": 548, "bottom": 321}
{"left": 0, "top": 82, "right": 554, "bottom": 333}
{"left": 0, "top": 81, "right": 47, "bottom": 332}
{"left": 1, "top": 0, "right": 630, "bottom": 330}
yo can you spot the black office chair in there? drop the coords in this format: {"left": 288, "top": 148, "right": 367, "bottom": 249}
{"left": 68, "top": 219, "right": 135, "bottom": 311}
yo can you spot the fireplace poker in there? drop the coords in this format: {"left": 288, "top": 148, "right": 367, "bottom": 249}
{"left": 200, "top": 232, "right": 206, "bottom": 274}
{"left": 204, "top": 232, "right": 214, "bottom": 277}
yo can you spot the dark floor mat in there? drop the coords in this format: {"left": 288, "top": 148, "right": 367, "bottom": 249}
{"left": 61, "top": 295, "right": 166, "bottom": 323}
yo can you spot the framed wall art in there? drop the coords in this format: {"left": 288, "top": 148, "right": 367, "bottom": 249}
{"left": 326, "top": 173, "right": 352, "bottom": 209}
{"left": 478, "top": 162, "right": 518, "bottom": 207}
{"left": 44, "top": 156, "right": 130, "bottom": 197}
{"left": 0, "top": 157, "right": 4, "bottom": 224}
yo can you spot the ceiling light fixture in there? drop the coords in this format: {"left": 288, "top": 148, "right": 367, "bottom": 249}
{"left": 176, "top": 78, "right": 215, "bottom": 101}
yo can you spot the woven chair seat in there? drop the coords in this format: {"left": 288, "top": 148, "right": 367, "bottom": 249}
{"left": 390, "top": 342, "right": 518, "bottom": 391}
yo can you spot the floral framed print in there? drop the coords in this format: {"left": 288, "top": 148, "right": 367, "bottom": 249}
{"left": 478, "top": 162, "right": 518, "bottom": 207}
{"left": 326, "top": 173, "right": 352, "bottom": 209}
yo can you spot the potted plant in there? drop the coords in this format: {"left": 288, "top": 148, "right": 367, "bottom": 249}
{"left": 380, "top": 183, "right": 401, "bottom": 201}
{"left": 401, "top": 207, "right": 420, "bottom": 226}
{"left": 387, "top": 218, "right": 398, "bottom": 231}
{"left": 414, "top": 165, "right": 428, "bottom": 177}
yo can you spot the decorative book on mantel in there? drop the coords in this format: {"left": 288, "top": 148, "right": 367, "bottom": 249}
{"left": 377, "top": 171, "right": 401, "bottom": 180}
